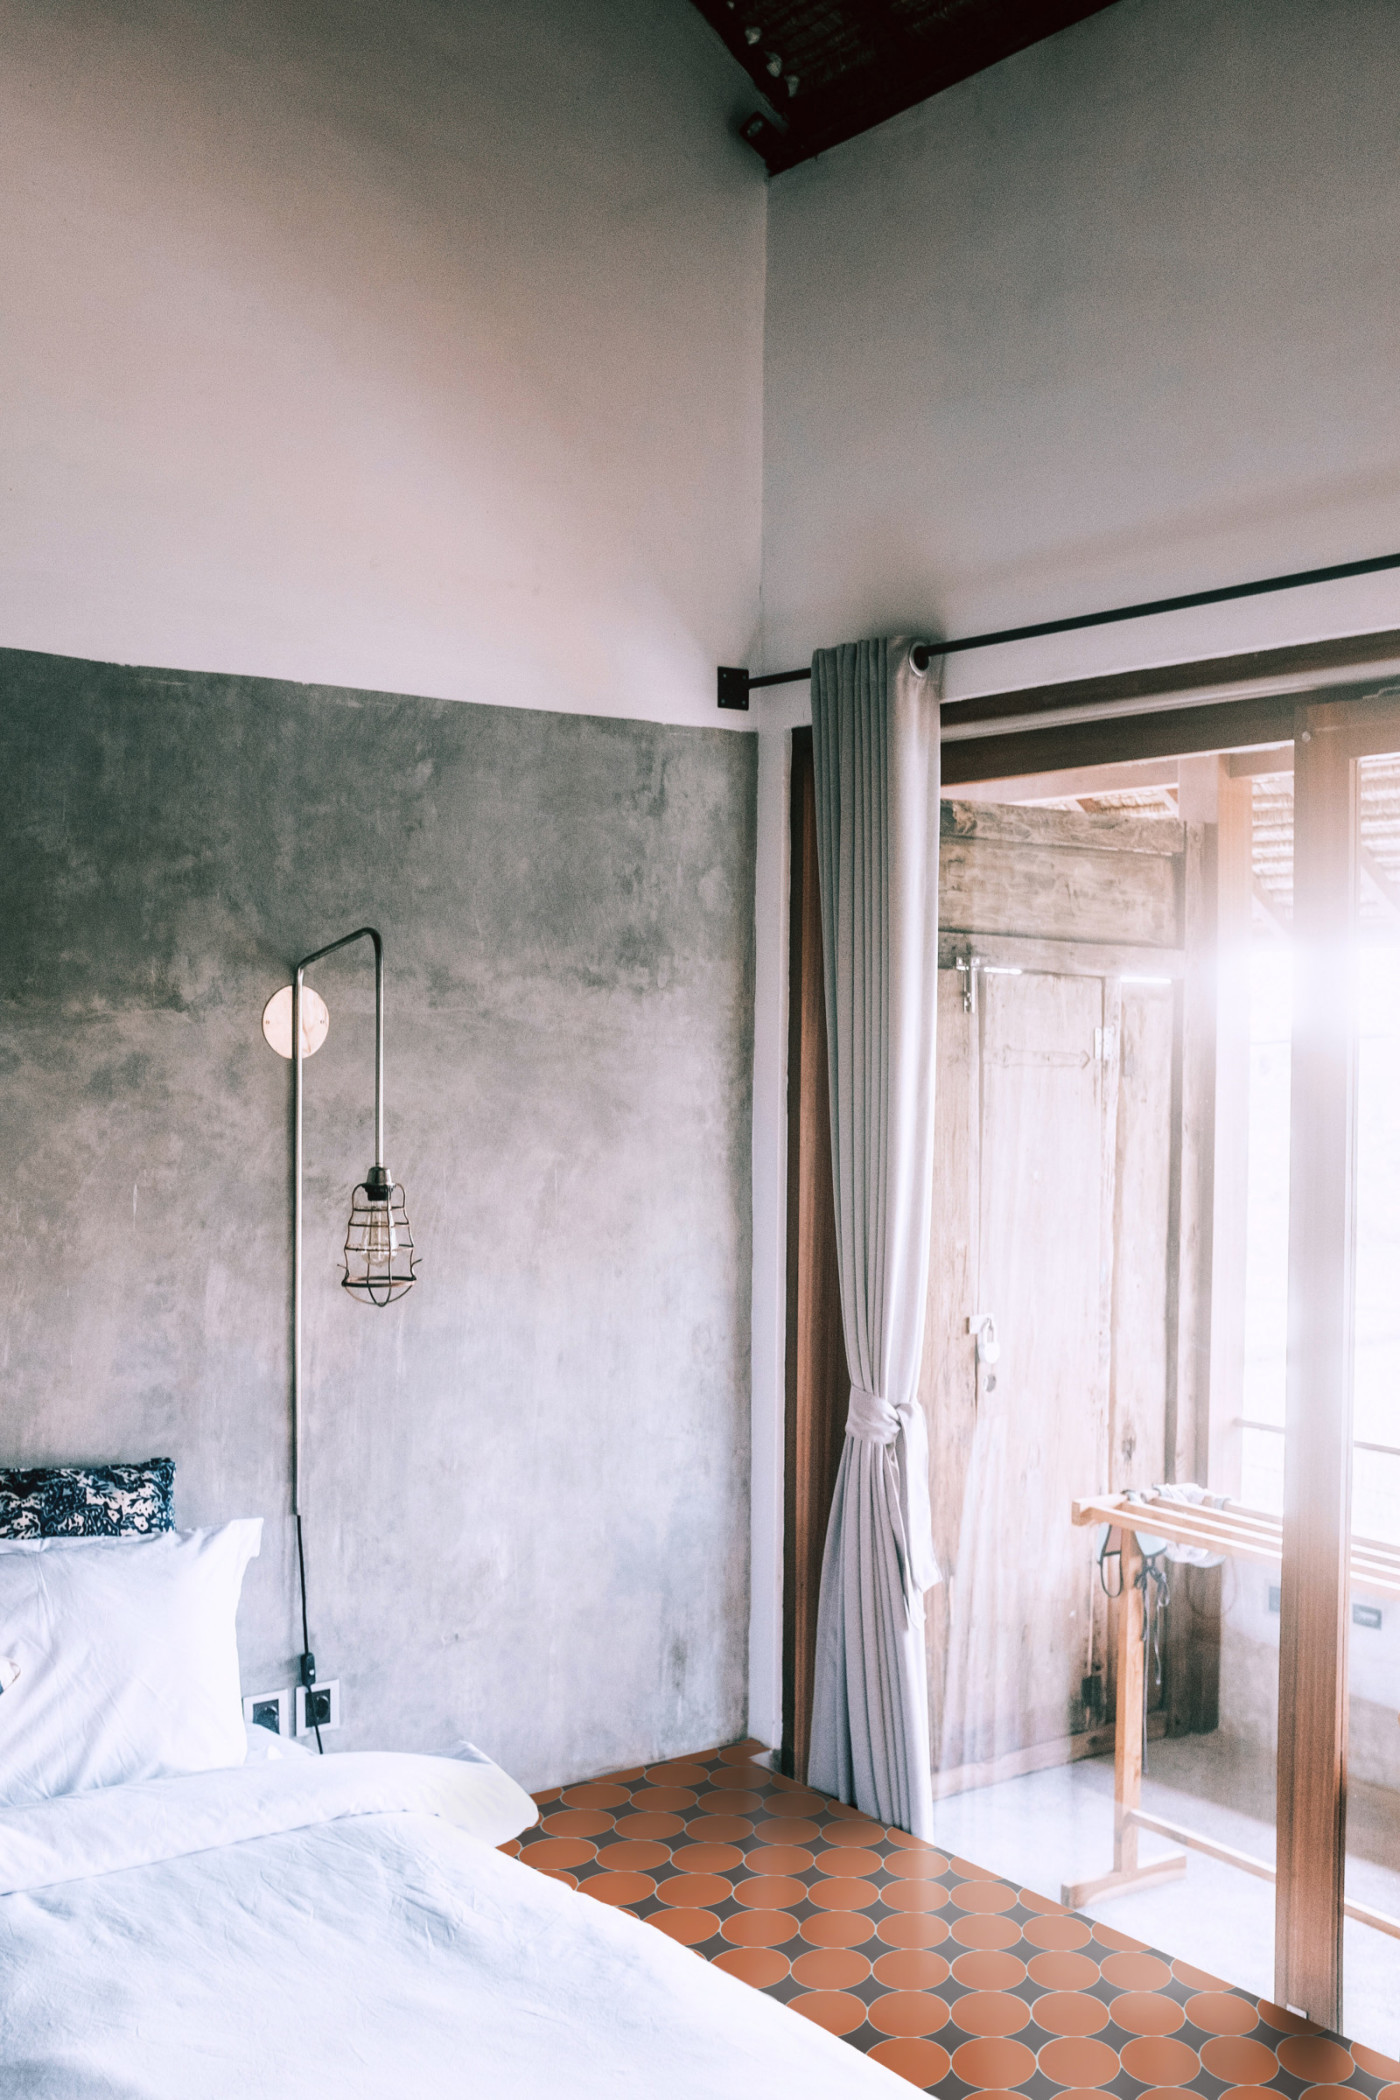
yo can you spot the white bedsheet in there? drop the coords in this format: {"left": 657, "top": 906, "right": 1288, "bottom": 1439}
{"left": 0, "top": 1752, "right": 905, "bottom": 2098}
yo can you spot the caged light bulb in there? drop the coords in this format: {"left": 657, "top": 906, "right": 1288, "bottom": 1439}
{"left": 342, "top": 1164, "right": 417, "bottom": 1306}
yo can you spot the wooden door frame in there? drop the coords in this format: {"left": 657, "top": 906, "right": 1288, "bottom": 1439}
{"left": 781, "top": 727, "right": 848, "bottom": 1780}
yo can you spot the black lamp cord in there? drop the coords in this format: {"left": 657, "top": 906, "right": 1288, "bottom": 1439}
{"left": 294, "top": 1512, "right": 325, "bottom": 1755}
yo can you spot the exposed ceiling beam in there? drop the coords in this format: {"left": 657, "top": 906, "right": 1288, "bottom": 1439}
{"left": 689, "top": 1, "right": 1125, "bottom": 174}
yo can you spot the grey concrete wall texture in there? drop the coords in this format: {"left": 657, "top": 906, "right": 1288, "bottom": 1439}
{"left": 2, "top": 647, "right": 757, "bottom": 1790}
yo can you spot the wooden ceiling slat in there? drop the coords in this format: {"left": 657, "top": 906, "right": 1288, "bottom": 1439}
{"left": 689, "top": 0, "right": 1124, "bottom": 172}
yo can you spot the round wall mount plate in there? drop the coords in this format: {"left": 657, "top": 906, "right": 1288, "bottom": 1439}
{"left": 262, "top": 984, "right": 330, "bottom": 1060}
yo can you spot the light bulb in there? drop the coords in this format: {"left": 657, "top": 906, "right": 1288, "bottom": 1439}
{"left": 364, "top": 1202, "right": 397, "bottom": 1263}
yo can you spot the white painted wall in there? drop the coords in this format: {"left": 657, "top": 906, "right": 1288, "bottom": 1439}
{"left": 761, "top": 0, "right": 1400, "bottom": 701}
{"left": 0, "top": 0, "right": 765, "bottom": 728}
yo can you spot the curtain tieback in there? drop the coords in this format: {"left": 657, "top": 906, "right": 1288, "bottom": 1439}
{"left": 846, "top": 1385, "right": 898, "bottom": 1443}
{"left": 846, "top": 1384, "right": 942, "bottom": 1602}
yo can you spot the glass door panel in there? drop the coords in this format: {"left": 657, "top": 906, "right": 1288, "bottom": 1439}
{"left": 921, "top": 750, "right": 1288, "bottom": 2003}
{"left": 911, "top": 709, "right": 1398, "bottom": 2039}
{"left": 1240, "top": 769, "right": 1294, "bottom": 1514}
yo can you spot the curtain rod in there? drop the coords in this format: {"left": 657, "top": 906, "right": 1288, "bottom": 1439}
{"left": 716, "top": 549, "right": 1400, "bottom": 710}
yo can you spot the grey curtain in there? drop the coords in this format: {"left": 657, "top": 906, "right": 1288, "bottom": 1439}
{"left": 806, "top": 637, "right": 941, "bottom": 1841}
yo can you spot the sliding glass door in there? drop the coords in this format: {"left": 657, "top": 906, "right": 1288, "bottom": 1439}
{"left": 780, "top": 688, "right": 1400, "bottom": 2046}
{"left": 920, "top": 747, "right": 1296, "bottom": 2009}
{"left": 919, "top": 696, "right": 1400, "bottom": 2039}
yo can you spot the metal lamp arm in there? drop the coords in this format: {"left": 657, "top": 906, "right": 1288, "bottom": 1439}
{"left": 294, "top": 926, "right": 384, "bottom": 1166}
{"left": 290, "top": 926, "right": 383, "bottom": 1520}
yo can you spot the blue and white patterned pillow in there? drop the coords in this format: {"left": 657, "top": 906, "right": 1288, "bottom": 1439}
{"left": 0, "top": 1460, "right": 175, "bottom": 1539}
{"left": 0, "top": 1470, "right": 45, "bottom": 1540}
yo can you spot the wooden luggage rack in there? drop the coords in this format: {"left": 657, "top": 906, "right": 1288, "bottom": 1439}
{"left": 1063, "top": 1490, "right": 1400, "bottom": 1939}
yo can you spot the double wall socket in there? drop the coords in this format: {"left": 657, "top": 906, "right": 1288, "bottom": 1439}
{"left": 244, "top": 1681, "right": 343, "bottom": 1738}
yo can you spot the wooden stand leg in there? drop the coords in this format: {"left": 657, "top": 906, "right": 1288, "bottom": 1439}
{"left": 1115, "top": 1530, "right": 1144, "bottom": 1878}
{"left": 1063, "top": 1530, "right": 1187, "bottom": 1908}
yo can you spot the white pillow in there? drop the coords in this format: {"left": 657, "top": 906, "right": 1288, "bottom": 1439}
{"left": 0, "top": 1520, "right": 261, "bottom": 1808}
{"left": 242, "top": 1719, "right": 313, "bottom": 1763}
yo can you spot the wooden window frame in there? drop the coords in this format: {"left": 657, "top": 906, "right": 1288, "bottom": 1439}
{"left": 1276, "top": 695, "right": 1400, "bottom": 2023}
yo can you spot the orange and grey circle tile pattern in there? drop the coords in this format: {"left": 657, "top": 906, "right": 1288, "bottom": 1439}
{"left": 505, "top": 1740, "right": 1400, "bottom": 2096}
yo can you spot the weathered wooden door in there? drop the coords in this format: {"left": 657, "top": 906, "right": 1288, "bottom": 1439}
{"left": 938, "top": 968, "right": 1115, "bottom": 1771}
{"left": 921, "top": 800, "right": 1183, "bottom": 1787}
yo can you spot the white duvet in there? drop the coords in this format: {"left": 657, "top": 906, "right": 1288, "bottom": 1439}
{"left": 0, "top": 1752, "right": 904, "bottom": 2098}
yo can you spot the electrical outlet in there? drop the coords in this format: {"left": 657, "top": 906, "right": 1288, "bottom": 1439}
{"left": 243, "top": 1688, "right": 294, "bottom": 1737}
{"left": 295, "top": 1680, "right": 341, "bottom": 1735}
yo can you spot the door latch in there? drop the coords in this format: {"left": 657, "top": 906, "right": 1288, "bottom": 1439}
{"left": 968, "top": 1313, "right": 1000, "bottom": 1394}
{"left": 968, "top": 1313, "right": 1000, "bottom": 1363}
{"left": 955, "top": 950, "right": 981, "bottom": 1014}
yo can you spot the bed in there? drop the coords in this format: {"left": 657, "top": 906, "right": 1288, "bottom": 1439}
{"left": 0, "top": 1482, "right": 903, "bottom": 2097}
{"left": 0, "top": 1747, "right": 912, "bottom": 2097}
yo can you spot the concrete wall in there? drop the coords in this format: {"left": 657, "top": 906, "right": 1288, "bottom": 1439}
{"left": 0, "top": 0, "right": 764, "bottom": 730}
{"left": 2, "top": 647, "right": 757, "bottom": 1788}
{"left": 760, "top": 0, "right": 1400, "bottom": 700}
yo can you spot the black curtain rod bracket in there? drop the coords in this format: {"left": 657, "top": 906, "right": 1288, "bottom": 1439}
{"left": 716, "top": 549, "right": 1400, "bottom": 709}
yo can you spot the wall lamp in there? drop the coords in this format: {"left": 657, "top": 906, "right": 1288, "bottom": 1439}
{"left": 262, "top": 927, "right": 418, "bottom": 1740}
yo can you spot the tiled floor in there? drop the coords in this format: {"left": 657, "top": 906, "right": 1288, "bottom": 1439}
{"left": 506, "top": 1739, "right": 1400, "bottom": 2096}
{"left": 920, "top": 1741, "right": 1400, "bottom": 2053}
